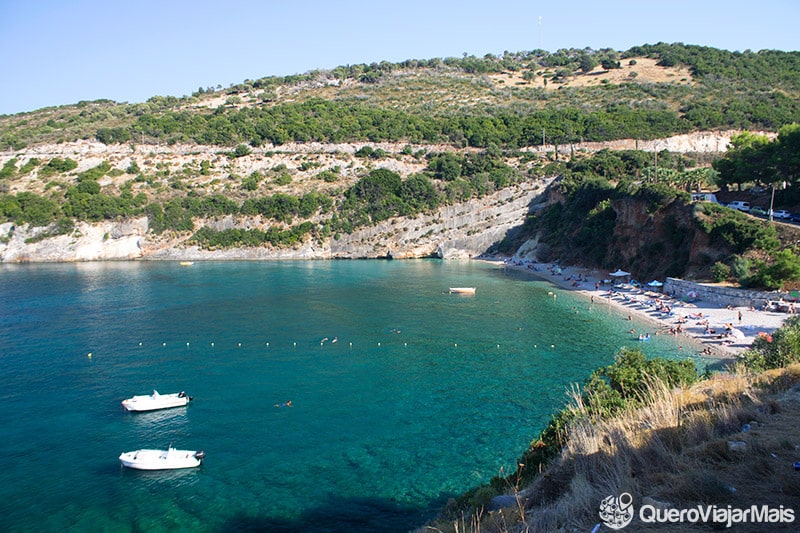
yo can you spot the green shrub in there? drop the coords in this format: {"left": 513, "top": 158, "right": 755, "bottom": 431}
{"left": 19, "top": 158, "right": 41, "bottom": 175}
{"left": 39, "top": 158, "right": 78, "bottom": 177}
{"left": 232, "top": 144, "right": 251, "bottom": 158}
{"left": 711, "top": 261, "right": 732, "bottom": 282}
{"left": 126, "top": 161, "right": 141, "bottom": 174}
{"left": 0, "top": 158, "right": 17, "bottom": 179}
{"left": 13, "top": 192, "right": 61, "bottom": 226}
{"left": 698, "top": 205, "right": 780, "bottom": 253}
{"left": 742, "top": 315, "right": 800, "bottom": 371}
{"left": 274, "top": 172, "right": 292, "bottom": 186}
{"left": 748, "top": 249, "right": 800, "bottom": 290}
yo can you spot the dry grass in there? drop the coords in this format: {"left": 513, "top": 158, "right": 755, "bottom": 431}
{"left": 488, "top": 57, "right": 694, "bottom": 93}
{"left": 421, "top": 363, "right": 800, "bottom": 532}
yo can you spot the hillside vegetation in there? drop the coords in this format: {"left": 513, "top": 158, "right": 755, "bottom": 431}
{"left": 3, "top": 43, "right": 800, "bottom": 290}
{"left": 3, "top": 44, "right": 799, "bottom": 151}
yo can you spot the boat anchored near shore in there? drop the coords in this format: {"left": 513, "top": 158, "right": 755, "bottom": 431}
{"left": 449, "top": 287, "right": 476, "bottom": 294}
{"left": 119, "top": 447, "right": 205, "bottom": 470}
{"left": 121, "top": 390, "right": 192, "bottom": 412}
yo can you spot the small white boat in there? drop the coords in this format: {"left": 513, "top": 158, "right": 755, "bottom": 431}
{"left": 121, "top": 390, "right": 192, "bottom": 412}
{"left": 119, "top": 447, "right": 205, "bottom": 470}
{"left": 179, "top": 261, "right": 194, "bottom": 266}
{"left": 449, "top": 287, "right": 476, "bottom": 294}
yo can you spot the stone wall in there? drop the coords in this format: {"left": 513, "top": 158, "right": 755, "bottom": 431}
{"left": 664, "top": 278, "right": 789, "bottom": 308}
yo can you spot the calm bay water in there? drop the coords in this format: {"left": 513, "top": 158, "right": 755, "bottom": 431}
{"left": 0, "top": 260, "right": 701, "bottom": 532}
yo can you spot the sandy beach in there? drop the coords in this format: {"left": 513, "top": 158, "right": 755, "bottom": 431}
{"left": 493, "top": 259, "right": 790, "bottom": 362}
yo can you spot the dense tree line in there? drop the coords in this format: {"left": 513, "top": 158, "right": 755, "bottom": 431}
{"left": 713, "top": 123, "right": 800, "bottom": 193}
{"left": 130, "top": 99, "right": 699, "bottom": 148}
{"left": 190, "top": 223, "right": 315, "bottom": 248}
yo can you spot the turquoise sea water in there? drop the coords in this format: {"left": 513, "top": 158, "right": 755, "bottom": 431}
{"left": 0, "top": 260, "right": 704, "bottom": 532}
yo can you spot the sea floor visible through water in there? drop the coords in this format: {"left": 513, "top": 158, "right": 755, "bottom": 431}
{"left": 0, "top": 260, "right": 708, "bottom": 532}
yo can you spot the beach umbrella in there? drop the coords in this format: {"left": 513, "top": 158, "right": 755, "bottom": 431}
{"left": 647, "top": 280, "right": 663, "bottom": 287}
{"left": 609, "top": 269, "right": 630, "bottom": 277}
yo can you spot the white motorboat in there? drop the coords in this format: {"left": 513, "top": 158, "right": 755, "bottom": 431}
{"left": 449, "top": 287, "right": 476, "bottom": 294}
{"left": 121, "top": 390, "right": 192, "bottom": 412}
{"left": 119, "top": 447, "right": 205, "bottom": 470}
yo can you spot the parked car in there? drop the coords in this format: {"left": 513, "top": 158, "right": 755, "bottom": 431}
{"left": 750, "top": 206, "right": 768, "bottom": 216}
{"left": 789, "top": 213, "right": 800, "bottom": 224}
{"left": 727, "top": 201, "right": 751, "bottom": 212}
{"left": 771, "top": 209, "right": 792, "bottom": 219}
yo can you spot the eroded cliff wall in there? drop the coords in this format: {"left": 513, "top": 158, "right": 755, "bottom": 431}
{"left": 0, "top": 180, "right": 552, "bottom": 262}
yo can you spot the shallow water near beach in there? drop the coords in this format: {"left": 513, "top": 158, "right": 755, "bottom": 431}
{"left": 0, "top": 260, "right": 703, "bottom": 532}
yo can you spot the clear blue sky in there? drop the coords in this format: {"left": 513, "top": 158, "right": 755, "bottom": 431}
{"left": 1, "top": 0, "right": 797, "bottom": 115}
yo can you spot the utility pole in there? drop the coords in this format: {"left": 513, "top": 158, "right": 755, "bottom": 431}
{"left": 654, "top": 149, "right": 658, "bottom": 182}
{"left": 769, "top": 181, "right": 786, "bottom": 223}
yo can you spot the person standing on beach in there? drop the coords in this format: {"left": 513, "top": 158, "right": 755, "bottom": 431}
{"left": 738, "top": 310, "right": 742, "bottom": 323}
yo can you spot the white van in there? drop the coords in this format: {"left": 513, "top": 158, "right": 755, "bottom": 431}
{"left": 691, "top": 193, "right": 720, "bottom": 204}
{"left": 727, "top": 201, "right": 751, "bottom": 212}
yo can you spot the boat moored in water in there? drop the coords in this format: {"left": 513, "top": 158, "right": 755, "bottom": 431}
{"left": 119, "top": 447, "right": 205, "bottom": 470}
{"left": 449, "top": 287, "right": 476, "bottom": 294}
{"left": 121, "top": 390, "right": 192, "bottom": 412}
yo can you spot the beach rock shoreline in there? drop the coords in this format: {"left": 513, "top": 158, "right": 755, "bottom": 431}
{"left": 494, "top": 258, "right": 789, "bottom": 360}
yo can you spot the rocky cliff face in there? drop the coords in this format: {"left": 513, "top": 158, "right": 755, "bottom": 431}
{"left": 511, "top": 189, "right": 734, "bottom": 282}
{"left": 0, "top": 180, "right": 552, "bottom": 262}
{"left": 1, "top": 219, "right": 147, "bottom": 262}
